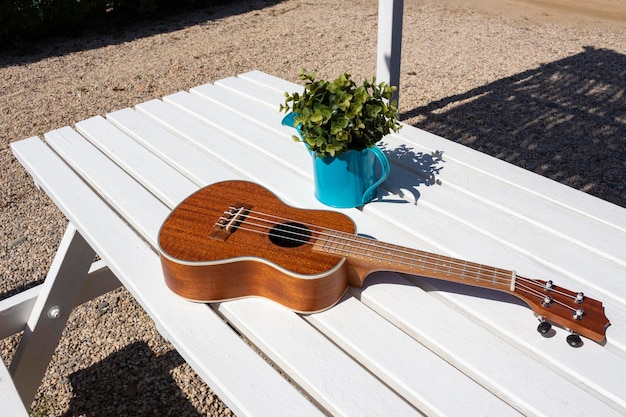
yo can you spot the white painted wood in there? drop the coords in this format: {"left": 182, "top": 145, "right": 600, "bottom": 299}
{"left": 305, "top": 295, "right": 522, "bottom": 416}
{"left": 0, "top": 286, "right": 40, "bottom": 339}
{"left": 11, "top": 137, "right": 325, "bottom": 417}
{"left": 358, "top": 272, "right": 625, "bottom": 417}
{"left": 379, "top": 136, "right": 626, "bottom": 266}
{"left": 375, "top": 158, "right": 626, "bottom": 302}
{"left": 209, "top": 77, "right": 285, "bottom": 110}
{"left": 401, "top": 277, "right": 626, "bottom": 413}
{"left": 233, "top": 71, "right": 303, "bottom": 108}
{"left": 218, "top": 298, "right": 423, "bottom": 417}
{"left": 0, "top": 354, "right": 29, "bottom": 417}
{"left": 106, "top": 108, "right": 236, "bottom": 187}
{"left": 185, "top": 76, "right": 626, "bottom": 413}
{"left": 77, "top": 261, "right": 121, "bottom": 305}
{"left": 10, "top": 224, "right": 96, "bottom": 408}
{"left": 0, "top": 261, "right": 119, "bottom": 340}
{"left": 239, "top": 70, "right": 303, "bottom": 94}
{"left": 44, "top": 127, "right": 171, "bottom": 248}
{"left": 215, "top": 76, "right": 286, "bottom": 109}
{"left": 190, "top": 83, "right": 291, "bottom": 137}
{"left": 166, "top": 75, "right": 621, "bottom": 328}
{"left": 75, "top": 115, "right": 198, "bottom": 208}
{"left": 33, "top": 124, "right": 452, "bottom": 417}
{"left": 204, "top": 76, "right": 626, "bottom": 299}
{"left": 377, "top": 0, "right": 404, "bottom": 103}
{"left": 134, "top": 98, "right": 314, "bottom": 201}
{"left": 392, "top": 125, "right": 626, "bottom": 231}
{"left": 162, "top": 91, "right": 311, "bottom": 178}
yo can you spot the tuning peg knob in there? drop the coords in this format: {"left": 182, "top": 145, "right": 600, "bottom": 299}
{"left": 566, "top": 334, "right": 583, "bottom": 348}
{"left": 537, "top": 321, "right": 552, "bottom": 335}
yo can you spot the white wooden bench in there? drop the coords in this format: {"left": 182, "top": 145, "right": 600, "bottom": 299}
{"left": 3, "top": 70, "right": 626, "bottom": 416}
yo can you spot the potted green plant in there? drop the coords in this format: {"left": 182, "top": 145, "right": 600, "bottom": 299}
{"left": 280, "top": 70, "right": 401, "bottom": 208}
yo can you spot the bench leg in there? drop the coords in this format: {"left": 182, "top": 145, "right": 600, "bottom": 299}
{"left": 0, "top": 353, "right": 29, "bottom": 417}
{"left": 9, "top": 224, "right": 96, "bottom": 410}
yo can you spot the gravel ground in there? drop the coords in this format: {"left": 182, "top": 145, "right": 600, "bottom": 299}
{"left": 1, "top": 0, "right": 624, "bottom": 415}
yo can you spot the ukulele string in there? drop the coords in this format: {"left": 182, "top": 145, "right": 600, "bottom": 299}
{"left": 231, "top": 210, "right": 517, "bottom": 286}
{"left": 512, "top": 281, "right": 580, "bottom": 313}
{"left": 222, "top": 209, "right": 508, "bottom": 287}
{"left": 219, "top": 208, "right": 572, "bottom": 306}
{"left": 226, "top": 208, "right": 531, "bottom": 288}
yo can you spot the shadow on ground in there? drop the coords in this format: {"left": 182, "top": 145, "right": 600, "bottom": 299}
{"left": 402, "top": 46, "right": 626, "bottom": 208}
{"left": 0, "top": 0, "right": 284, "bottom": 67}
{"left": 58, "top": 342, "right": 207, "bottom": 417}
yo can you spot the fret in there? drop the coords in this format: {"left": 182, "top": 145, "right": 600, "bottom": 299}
{"left": 398, "top": 246, "right": 407, "bottom": 267}
{"left": 385, "top": 242, "right": 399, "bottom": 265}
{"left": 337, "top": 232, "right": 349, "bottom": 255}
{"left": 378, "top": 243, "right": 387, "bottom": 262}
{"left": 361, "top": 237, "right": 372, "bottom": 259}
{"left": 363, "top": 240, "right": 374, "bottom": 261}
{"left": 433, "top": 254, "right": 442, "bottom": 274}
{"left": 354, "top": 236, "right": 366, "bottom": 259}
{"left": 327, "top": 232, "right": 340, "bottom": 255}
{"left": 377, "top": 242, "right": 388, "bottom": 264}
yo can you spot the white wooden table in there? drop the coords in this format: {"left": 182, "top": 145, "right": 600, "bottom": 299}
{"left": 4, "top": 71, "right": 626, "bottom": 416}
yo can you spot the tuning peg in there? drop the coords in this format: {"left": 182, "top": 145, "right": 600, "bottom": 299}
{"left": 537, "top": 320, "right": 552, "bottom": 335}
{"left": 566, "top": 333, "right": 583, "bottom": 348}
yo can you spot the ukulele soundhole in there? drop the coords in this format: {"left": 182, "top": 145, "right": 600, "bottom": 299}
{"left": 268, "top": 222, "right": 311, "bottom": 248}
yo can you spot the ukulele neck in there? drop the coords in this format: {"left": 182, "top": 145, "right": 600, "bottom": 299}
{"left": 314, "top": 230, "right": 516, "bottom": 292}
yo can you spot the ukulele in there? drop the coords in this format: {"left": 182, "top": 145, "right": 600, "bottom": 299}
{"left": 158, "top": 180, "right": 610, "bottom": 346}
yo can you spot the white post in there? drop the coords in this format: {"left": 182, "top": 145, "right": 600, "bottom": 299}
{"left": 376, "top": 0, "right": 404, "bottom": 105}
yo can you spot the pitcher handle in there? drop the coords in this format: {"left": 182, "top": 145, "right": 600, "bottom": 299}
{"left": 360, "top": 146, "right": 390, "bottom": 205}
{"left": 281, "top": 112, "right": 303, "bottom": 138}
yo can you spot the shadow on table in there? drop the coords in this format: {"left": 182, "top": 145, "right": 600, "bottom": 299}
{"left": 401, "top": 46, "right": 626, "bottom": 208}
{"left": 379, "top": 142, "right": 445, "bottom": 204}
{"left": 61, "top": 342, "right": 204, "bottom": 417}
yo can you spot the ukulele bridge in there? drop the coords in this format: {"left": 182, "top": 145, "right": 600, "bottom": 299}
{"left": 210, "top": 203, "right": 252, "bottom": 241}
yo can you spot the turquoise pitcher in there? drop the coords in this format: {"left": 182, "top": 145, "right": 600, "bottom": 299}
{"left": 282, "top": 113, "right": 390, "bottom": 208}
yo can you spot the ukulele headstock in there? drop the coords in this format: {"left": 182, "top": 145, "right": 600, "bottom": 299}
{"left": 514, "top": 277, "right": 610, "bottom": 346}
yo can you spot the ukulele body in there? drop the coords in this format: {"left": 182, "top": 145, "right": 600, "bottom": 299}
{"left": 159, "top": 180, "right": 356, "bottom": 313}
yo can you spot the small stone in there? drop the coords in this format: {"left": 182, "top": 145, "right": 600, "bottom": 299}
{"left": 8, "top": 236, "right": 27, "bottom": 248}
